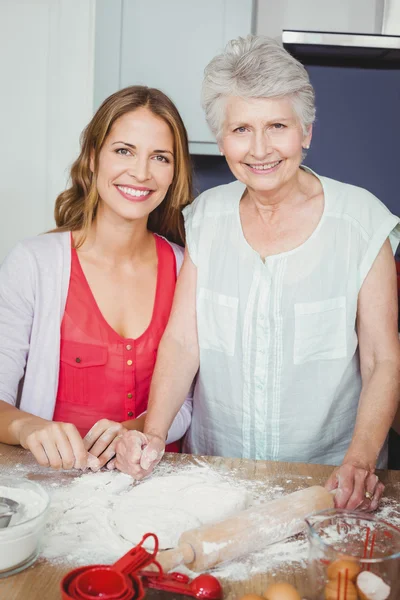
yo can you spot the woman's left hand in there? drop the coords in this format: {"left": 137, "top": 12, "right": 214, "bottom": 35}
{"left": 325, "top": 462, "right": 385, "bottom": 512}
{"left": 83, "top": 419, "right": 128, "bottom": 471}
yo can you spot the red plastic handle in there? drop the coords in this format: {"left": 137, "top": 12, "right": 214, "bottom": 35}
{"left": 60, "top": 534, "right": 222, "bottom": 600}
{"left": 113, "top": 533, "right": 161, "bottom": 575}
{"left": 139, "top": 571, "right": 223, "bottom": 600}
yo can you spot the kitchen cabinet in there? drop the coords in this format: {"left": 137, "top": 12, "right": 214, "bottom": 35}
{"left": 94, "top": 0, "right": 254, "bottom": 155}
{"left": 257, "top": 0, "right": 385, "bottom": 40}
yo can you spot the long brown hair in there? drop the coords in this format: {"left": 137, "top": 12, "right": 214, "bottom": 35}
{"left": 54, "top": 86, "right": 193, "bottom": 246}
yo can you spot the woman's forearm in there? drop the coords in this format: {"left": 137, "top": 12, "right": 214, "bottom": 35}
{"left": 345, "top": 359, "right": 400, "bottom": 468}
{"left": 0, "top": 400, "right": 47, "bottom": 445}
{"left": 144, "top": 333, "right": 199, "bottom": 440}
{"left": 393, "top": 403, "right": 400, "bottom": 436}
{"left": 122, "top": 413, "right": 146, "bottom": 432}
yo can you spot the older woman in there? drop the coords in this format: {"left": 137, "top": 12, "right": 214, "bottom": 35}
{"left": 116, "top": 37, "right": 400, "bottom": 510}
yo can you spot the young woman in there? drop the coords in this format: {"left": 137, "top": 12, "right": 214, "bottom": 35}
{"left": 0, "top": 86, "right": 193, "bottom": 472}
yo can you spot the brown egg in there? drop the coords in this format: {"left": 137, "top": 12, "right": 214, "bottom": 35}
{"left": 327, "top": 558, "right": 361, "bottom": 582}
{"left": 357, "top": 571, "right": 391, "bottom": 600}
{"left": 239, "top": 594, "right": 265, "bottom": 600}
{"left": 325, "top": 578, "right": 358, "bottom": 600}
{"left": 263, "top": 582, "right": 302, "bottom": 600}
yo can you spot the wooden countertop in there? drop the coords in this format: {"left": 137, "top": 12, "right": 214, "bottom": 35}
{"left": 0, "top": 443, "right": 399, "bottom": 599}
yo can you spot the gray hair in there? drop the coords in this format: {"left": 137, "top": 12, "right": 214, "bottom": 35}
{"left": 202, "top": 35, "right": 316, "bottom": 139}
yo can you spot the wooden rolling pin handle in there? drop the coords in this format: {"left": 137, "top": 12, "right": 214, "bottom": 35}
{"left": 158, "top": 542, "right": 195, "bottom": 572}
{"left": 157, "top": 485, "right": 333, "bottom": 573}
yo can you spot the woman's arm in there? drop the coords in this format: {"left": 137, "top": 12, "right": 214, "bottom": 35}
{"left": 392, "top": 405, "right": 400, "bottom": 435}
{"left": 165, "top": 394, "right": 193, "bottom": 444}
{"left": 0, "top": 244, "right": 88, "bottom": 470}
{"left": 326, "top": 239, "right": 400, "bottom": 510}
{"left": 146, "top": 249, "right": 199, "bottom": 437}
{"left": 115, "top": 249, "right": 199, "bottom": 478}
{"left": 0, "top": 400, "right": 46, "bottom": 445}
{"left": 0, "top": 400, "right": 88, "bottom": 469}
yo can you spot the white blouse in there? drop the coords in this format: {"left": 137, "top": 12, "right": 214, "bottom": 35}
{"left": 182, "top": 168, "right": 400, "bottom": 467}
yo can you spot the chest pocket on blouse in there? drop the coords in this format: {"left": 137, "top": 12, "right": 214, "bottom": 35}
{"left": 197, "top": 288, "right": 238, "bottom": 356}
{"left": 294, "top": 296, "right": 347, "bottom": 365}
{"left": 58, "top": 341, "right": 108, "bottom": 405}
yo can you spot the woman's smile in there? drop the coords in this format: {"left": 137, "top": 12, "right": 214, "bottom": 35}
{"left": 244, "top": 159, "right": 283, "bottom": 174}
{"left": 115, "top": 184, "right": 155, "bottom": 203}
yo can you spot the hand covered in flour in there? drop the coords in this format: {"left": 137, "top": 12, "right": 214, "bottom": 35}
{"left": 17, "top": 418, "right": 88, "bottom": 470}
{"left": 112, "top": 431, "right": 165, "bottom": 479}
{"left": 83, "top": 419, "right": 128, "bottom": 472}
{"left": 325, "top": 462, "right": 385, "bottom": 512}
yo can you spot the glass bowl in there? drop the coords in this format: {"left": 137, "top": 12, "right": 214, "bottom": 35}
{"left": 305, "top": 508, "right": 400, "bottom": 599}
{"left": 0, "top": 476, "right": 50, "bottom": 577}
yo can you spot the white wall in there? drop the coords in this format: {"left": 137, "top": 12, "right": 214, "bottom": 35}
{"left": 256, "top": 0, "right": 384, "bottom": 39}
{"left": 0, "top": 0, "right": 95, "bottom": 261}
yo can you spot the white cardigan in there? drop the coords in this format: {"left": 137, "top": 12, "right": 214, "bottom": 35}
{"left": 0, "top": 231, "right": 192, "bottom": 443}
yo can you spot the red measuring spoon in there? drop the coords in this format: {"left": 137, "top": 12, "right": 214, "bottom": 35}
{"left": 139, "top": 571, "right": 223, "bottom": 600}
{"left": 61, "top": 534, "right": 223, "bottom": 600}
{"left": 61, "top": 533, "right": 160, "bottom": 600}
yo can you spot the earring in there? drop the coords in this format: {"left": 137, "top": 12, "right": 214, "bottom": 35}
{"left": 303, "top": 145, "right": 310, "bottom": 150}
{"left": 220, "top": 151, "right": 224, "bottom": 156}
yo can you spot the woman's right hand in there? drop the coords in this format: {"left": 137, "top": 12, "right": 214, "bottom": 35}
{"left": 17, "top": 418, "right": 88, "bottom": 470}
{"left": 112, "top": 431, "right": 165, "bottom": 479}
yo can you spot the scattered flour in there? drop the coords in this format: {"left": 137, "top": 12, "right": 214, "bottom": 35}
{"left": 2, "top": 459, "right": 399, "bottom": 583}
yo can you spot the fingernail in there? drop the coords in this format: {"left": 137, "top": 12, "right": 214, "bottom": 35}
{"left": 140, "top": 450, "right": 158, "bottom": 471}
{"left": 87, "top": 454, "right": 101, "bottom": 471}
{"left": 140, "top": 457, "right": 153, "bottom": 470}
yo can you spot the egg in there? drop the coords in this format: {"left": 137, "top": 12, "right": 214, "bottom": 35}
{"left": 324, "top": 578, "right": 358, "bottom": 600}
{"left": 327, "top": 558, "right": 361, "bottom": 581}
{"left": 356, "top": 571, "right": 391, "bottom": 600}
{"left": 263, "top": 582, "right": 302, "bottom": 600}
{"left": 239, "top": 594, "right": 265, "bottom": 600}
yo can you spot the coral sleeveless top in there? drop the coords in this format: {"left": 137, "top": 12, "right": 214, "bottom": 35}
{"left": 54, "top": 234, "right": 180, "bottom": 451}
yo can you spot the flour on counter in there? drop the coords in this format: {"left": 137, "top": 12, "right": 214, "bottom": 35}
{"left": 3, "top": 459, "right": 399, "bottom": 583}
{"left": 112, "top": 473, "right": 249, "bottom": 549}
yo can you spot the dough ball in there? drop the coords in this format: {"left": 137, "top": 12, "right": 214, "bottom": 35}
{"left": 180, "top": 483, "right": 249, "bottom": 523}
{"left": 111, "top": 473, "right": 249, "bottom": 550}
{"left": 112, "top": 504, "right": 201, "bottom": 549}
{"left": 119, "top": 475, "right": 207, "bottom": 509}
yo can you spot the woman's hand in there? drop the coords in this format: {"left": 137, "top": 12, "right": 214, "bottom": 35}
{"left": 17, "top": 418, "right": 88, "bottom": 470}
{"left": 112, "top": 430, "right": 165, "bottom": 479}
{"left": 83, "top": 419, "right": 128, "bottom": 471}
{"left": 325, "top": 462, "right": 385, "bottom": 512}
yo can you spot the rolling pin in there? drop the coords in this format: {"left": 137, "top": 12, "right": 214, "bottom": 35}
{"left": 157, "top": 485, "right": 333, "bottom": 572}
